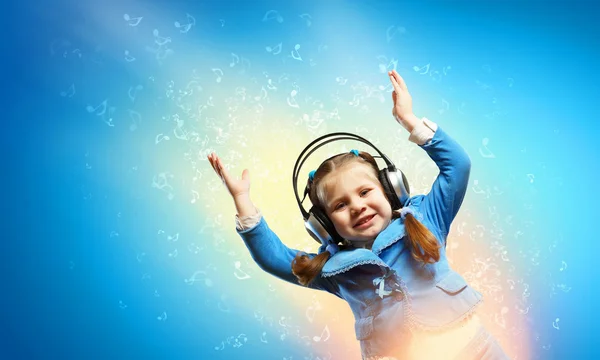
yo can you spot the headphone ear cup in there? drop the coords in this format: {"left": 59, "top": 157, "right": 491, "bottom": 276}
{"left": 305, "top": 206, "right": 342, "bottom": 245}
{"left": 379, "top": 169, "right": 402, "bottom": 210}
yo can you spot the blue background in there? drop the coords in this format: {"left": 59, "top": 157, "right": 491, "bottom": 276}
{"left": 3, "top": 0, "right": 599, "bottom": 359}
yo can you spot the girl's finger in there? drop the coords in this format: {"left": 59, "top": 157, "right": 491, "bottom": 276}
{"left": 388, "top": 71, "right": 401, "bottom": 92}
{"left": 392, "top": 70, "right": 408, "bottom": 90}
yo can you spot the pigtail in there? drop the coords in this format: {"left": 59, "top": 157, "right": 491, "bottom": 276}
{"left": 402, "top": 212, "right": 440, "bottom": 264}
{"left": 292, "top": 251, "right": 332, "bottom": 286}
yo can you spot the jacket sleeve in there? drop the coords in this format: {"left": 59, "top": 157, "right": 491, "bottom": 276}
{"left": 417, "top": 126, "right": 471, "bottom": 240}
{"left": 237, "top": 217, "right": 340, "bottom": 295}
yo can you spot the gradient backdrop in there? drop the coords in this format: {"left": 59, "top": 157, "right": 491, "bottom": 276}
{"left": 3, "top": 0, "right": 599, "bottom": 359}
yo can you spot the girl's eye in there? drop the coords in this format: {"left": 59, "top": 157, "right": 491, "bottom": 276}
{"left": 360, "top": 189, "right": 370, "bottom": 196}
{"left": 334, "top": 203, "right": 345, "bottom": 211}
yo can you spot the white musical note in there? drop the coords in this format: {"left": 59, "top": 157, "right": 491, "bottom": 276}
{"left": 60, "top": 84, "right": 75, "bottom": 98}
{"left": 230, "top": 52, "right": 239, "bottom": 67}
{"left": 212, "top": 68, "right": 223, "bottom": 83}
{"left": 559, "top": 260, "right": 567, "bottom": 271}
{"left": 299, "top": 13, "right": 312, "bottom": 27}
{"left": 287, "top": 89, "right": 299, "bottom": 108}
{"left": 119, "top": 300, "right": 127, "bottom": 309}
{"left": 124, "top": 50, "right": 136, "bottom": 62}
{"left": 349, "top": 94, "right": 361, "bottom": 107}
{"left": 168, "top": 249, "right": 178, "bottom": 258}
{"left": 174, "top": 13, "right": 196, "bottom": 33}
{"left": 438, "top": 98, "right": 450, "bottom": 115}
{"left": 127, "top": 109, "right": 142, "bottom": 131}
{"left": 123, "top": 14, "right": 143, "bottom": 27}
{"left": 291, "top": 44, "right": 302, "bottom": 61}
{"left": 157, "top": 311, "right": 167, "bottom": 321}
{"left": 552, "top": 318, "right": 560, "bottom": 330}
{"left": 234, "top": 261, "right": 251, "bottom": 280}
{"left": 412, "top": 63, "right": 430, "bottom": 75}
{"left": 128, "top": 84, "right": 143, "bottom": 102}
{"left": 86, "top": 99, "right": 115, "bottom": 127}
{"left": 260, "top": 332, "right": 268, "bottom": 343}
{"left": 190, "top": 190, "right": 200, "bottom": 204}
{"left": 478, "top": 138, "right": 496, "bottom": 158}
{"left": 219, "top": 19, "right": 225, "bottom": 27}
{"left": 262, "top": 10, "right": 283, "bottom": 23}
{"left": 155, "top": 133, "right": 170, "bottom": 144}
{"left": 526, "top": 173, "right": 535, "bottom": 183}
{"left": 266, "top": 42, "right": 282, "bottom": 55}
{"left": 386, "top": 25, "right": 406, "bottom": 43}
{"left": 312, "top": 325, "right": 330, "bottom": 342}
{"left": 507, "top": 77, "right": 515, "bottom": 87}
{"left": 152, "top": 29, "right": 171, "bottom": 46}
{"left": 184, "top": 270, "right": 213, "bottom": 287}
{"left": 443, "top": 65, "right": 452, "bottom": 75}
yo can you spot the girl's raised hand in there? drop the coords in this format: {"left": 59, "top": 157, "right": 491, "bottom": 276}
{"left": 388, "top": 70, "right": 414, "bottom": 124}
{"left": 207, "top": 152, "right": 251, "bottom": 199}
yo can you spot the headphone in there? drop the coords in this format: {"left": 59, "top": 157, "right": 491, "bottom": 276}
{"left": 292, "top": 132, "right": 411, "bottom": 248}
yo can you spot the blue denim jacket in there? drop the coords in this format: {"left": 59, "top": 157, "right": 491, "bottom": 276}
{"left": 237, "top": 127, "right": 481, "bottom": 359}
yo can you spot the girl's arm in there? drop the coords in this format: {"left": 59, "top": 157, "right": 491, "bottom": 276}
{"left": 207, "top": 153, "right": 339, "bottom": 295}
{"left": 388, "top": 71, "right": 470, "bottom": 239}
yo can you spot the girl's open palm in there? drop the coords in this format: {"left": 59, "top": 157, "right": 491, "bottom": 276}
{"left": 207, "top": 152, "right": 251, "bottom": 198}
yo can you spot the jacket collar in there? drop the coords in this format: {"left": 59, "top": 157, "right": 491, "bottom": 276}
{"left": 320, "top": 218, "right": 406, "bottom": 277}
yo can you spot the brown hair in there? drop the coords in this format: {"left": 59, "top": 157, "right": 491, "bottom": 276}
{"left": 291, "top": 151, "right": 440, "bottom": 286}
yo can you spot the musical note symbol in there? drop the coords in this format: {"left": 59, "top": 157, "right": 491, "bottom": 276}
{"left": 438, "top": 98, "right": 450, "bottom": 115}
{"left": 507, "top": 77, "right": 514, "bottom": 87}
{"left": 214, "top": 342, "right": 225, "bottom": 350}
{"left": 219, "top": 19, "right": 225, "bottom": 27}
{"left": 234, "top": 261, "right": 251, "bottom": 280}
{"left": 312, "top": 325, "right": 330, "bottom": 342}
{"left": 155, "top": 133, "right": 170, "bottom": 144}
{"left": 190, "top": 190, "right": 200, "bottom": 203}
{"left": 230, "top": 52, "right": 239, "bottom": 67}
{"left": 168, "top": 249, "right": 178, "bottom": 258}
{"left": 349, "top": 94, "right": 360, "bottom": 107}
{"left": 60, "top": 84, "right": 75, "bottom": 98}
{"left": 262, "top": 10, "right": 283, "bottom": 23}
{"left": 266, "top": 42, "right": 282, "bottom": 55}
{"left": 157, "top": 311, "right": 167, "bottom": 321}
{"left": 386, "top": 25, "right": 406, "bottom": 43}
{"left": 412, "top": 63, "right": 430, "bottom": 75}
{"left": 128, "top": 84, "right": 143, "bottom": 102}
{"left": 152, "top": 29, "right": 171, "bottom": 46}
{"left": 124, "top": 50, "right": 136, "bottom": 62}
{"left": 260, "top": 332, "right": 268, "bottom": 343}
{"left": 127, "top": 109, "right": 142, "bottom": 131}
{"left": 299, "top": 13, "right": 312, "bottom": 27}
{"left": 377, "top": 55, "right": 398, "bottom": 74}
{"left": 86, "top": 99, "right": 115, "bottom": 127}
{"left": 283, "top": 89, "right": 299, "bottom": 108}
{"left": 559, "top": 261, "right": 567, "bottom": 271}
{"left": 212, "top": 68, "right": 223, "bottom": 83}
{"left": 184, "top": 270, "right": 213, "bottom": 286}
{"left": 291, "top": 44, "right": 302, "bottom": 61}
{"left": 119, "top": 300, "right": 127, "bottom": 309}
{"left": 526, "top": 174, "right": 535, "bottom": 183}
{"left": 478, "top": 138, "right": 496, "bottom": 158}
{"left": 123, "top": 13, "right": 143, "bottom": 27}
{"left": 552, "top": 318, "right": 560, "bottom": 330}
{"left": 174, "top": 13, "right": 195, "bottom": 33}
{"left": 443, "top": 65, "right": 452, "bottom": 75}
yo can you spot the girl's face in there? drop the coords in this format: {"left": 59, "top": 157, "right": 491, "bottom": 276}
{"left": 322, "top": 163, "right": 393, "bottom": 245}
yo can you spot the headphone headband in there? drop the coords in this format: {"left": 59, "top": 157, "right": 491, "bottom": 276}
{"left": 292, "top": 132, "right": 396, "bottom": 219}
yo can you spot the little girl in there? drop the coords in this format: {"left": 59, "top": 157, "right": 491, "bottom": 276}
{"left": 207, "top": 70, "right": 509, "bottom": 359}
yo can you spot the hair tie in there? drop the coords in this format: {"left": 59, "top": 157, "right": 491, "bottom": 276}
{"left": 326, "top": 243, "right": 339, "bottom": 256}
{"left": 349, "top": 149, "right": 359, "bottom": 156}
{"left": 308, "top": 170, "right": 316, "bottom": 181}
{"left": 400, "top": 207, "right": 414, "bottom": 219}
